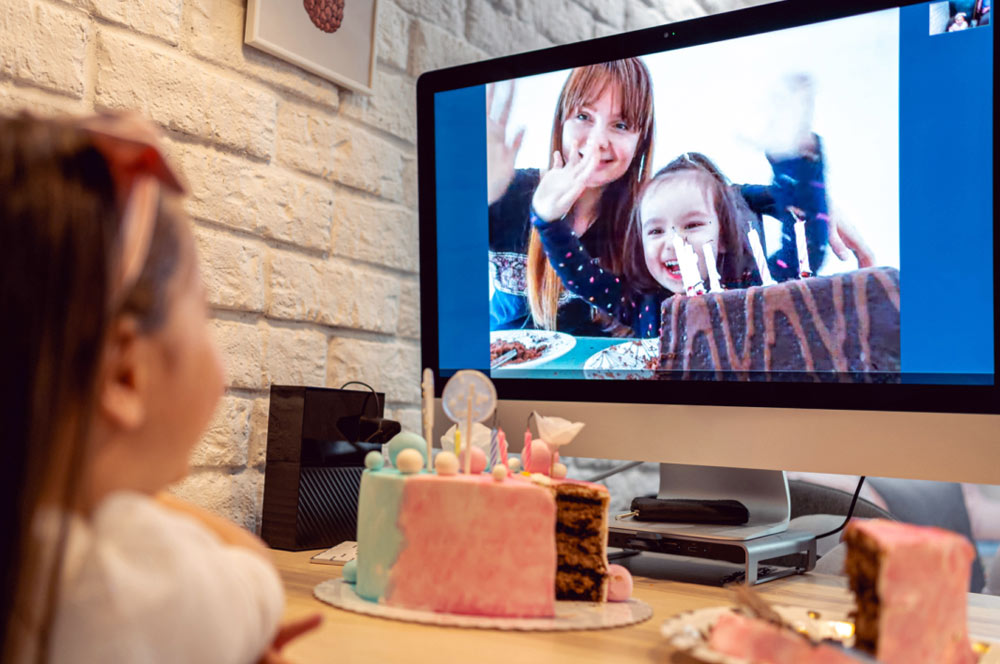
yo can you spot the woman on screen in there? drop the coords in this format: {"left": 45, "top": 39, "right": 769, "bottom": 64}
{"left": 488, "top": 58, "right": 654, "bottom": 336}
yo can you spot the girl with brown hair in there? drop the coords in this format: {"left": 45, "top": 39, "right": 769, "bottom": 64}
{"left": 488, "top": 58, "right": 654, "bottom": 335}
{"left": 0, "top": 113, "right": 317, "bottom": 664}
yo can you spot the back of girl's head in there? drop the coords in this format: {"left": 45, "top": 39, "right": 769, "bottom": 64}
{"left": 528, "top": 58, "right": 655, "bottom": 331}
{"left": 0, "top": 113, "right": 185, "bottom": 664}
{"left": 623, "top": 152, "right": 758, "bottom": 291}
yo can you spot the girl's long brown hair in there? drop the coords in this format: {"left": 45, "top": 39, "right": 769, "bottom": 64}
{"left": 0, "top": 114, "right": 183, "bottom": 664}
{"left": 526, "top": 58, "right": 654, "bottom": 330}
{"left": 623, "top": 152, "right": 759, "bottom": 293}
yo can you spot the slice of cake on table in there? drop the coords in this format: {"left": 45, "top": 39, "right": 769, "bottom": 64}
{"left": 708, "top": 610, "right": 861, "bottom": 664}
{"left": 657, "top": 267, "right": 900, "bottom": 380}
{"left": 355, "top": 462, "right": 611, "bottom": 617}
{"left": 844, "top": 519, "right": 977, "bottom": 664}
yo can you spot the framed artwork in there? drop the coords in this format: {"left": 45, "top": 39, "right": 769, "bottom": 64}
{"left": 245, "top": 0, "right": 379, "bottom": 95}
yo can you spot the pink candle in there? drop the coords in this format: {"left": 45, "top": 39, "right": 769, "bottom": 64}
{"left": 499, "top": 429, "right": 508, "bottom": 467}
{"left": 522, "top": 430, "right": 532, "bottom": 472}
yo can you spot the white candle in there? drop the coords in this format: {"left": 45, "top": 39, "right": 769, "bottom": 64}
{"left": 702, "top": 241, "right": 723, "bottom": 293}
{"left": 673, "top": 235, "right": 705, "bottom": 296}
{"left": 793, "top": 214, "right": 812, "bottom": 278}
{"left": 747, "top": 227, "right": 776, "bottom": 286}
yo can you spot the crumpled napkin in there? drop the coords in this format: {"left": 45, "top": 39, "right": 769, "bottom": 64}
{"left": 440, "top": 422, "right": 492, "bottom": 454}
{"left": 533, "top": 412, "right": 584, "bottom": 449}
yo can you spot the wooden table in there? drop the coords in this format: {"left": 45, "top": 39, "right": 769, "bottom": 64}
{"left": 274, "top": 549, "right": 1000, "bottom": 663}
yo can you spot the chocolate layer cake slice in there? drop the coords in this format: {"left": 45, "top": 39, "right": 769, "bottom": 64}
{"left": 552, "top": 482, "right": 609, "bottom": 602}
{"left": 844, "top": 519, "right": 977, "bottom": 664}
{"left": 658, "top": 267, "right": 900, "bottom": 382}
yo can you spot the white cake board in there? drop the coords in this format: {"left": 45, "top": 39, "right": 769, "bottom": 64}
{"left": 314, "top": 579, "right": 653, "bottom": 631}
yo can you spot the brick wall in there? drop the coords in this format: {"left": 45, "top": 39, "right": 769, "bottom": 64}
{"left": 1, "top": 0, "right": 765, "bottom": 529}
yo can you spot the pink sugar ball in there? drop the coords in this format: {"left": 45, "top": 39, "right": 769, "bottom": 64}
{"left": 606, "top": 564, "right": 633, "bottom": 602}
{"left": 525, "top": 440, "right": 552, "bottom": 474}
{"left": 458, "top": 446, "right": 488, "bottom": 474}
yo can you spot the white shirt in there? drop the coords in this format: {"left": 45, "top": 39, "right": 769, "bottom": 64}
{"left": 44, "top": 492, "right": 284, "bottom": 664}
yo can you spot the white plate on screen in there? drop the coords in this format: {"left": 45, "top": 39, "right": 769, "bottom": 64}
{"left": 583, "top": 338, "right": 659, "bottom": 380}
{"left": 489, "top": 330, "right": 576, "bottom": 370}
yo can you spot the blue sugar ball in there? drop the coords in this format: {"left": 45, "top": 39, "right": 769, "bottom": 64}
{"left": 343, "top": 559, "right": 358, "bottom": 584}
{"left": 387, "top": 432, "right": 427, "bottom": 468}
{"left": 364, "top": 451, "right": 384, "bottom": 471}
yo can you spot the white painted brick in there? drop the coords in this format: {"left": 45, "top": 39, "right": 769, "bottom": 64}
{"left": 326, "top": 337, "right": 387, "bottom": 395}
{"left": 178, "top": 142, "right": 332, "bottom": 251}
{"left": 265, "top": 325, "right": 328, "bottom": 386}
{"left": 660, "top": 0, "right": 708, "bottom": 22}
{"left": 408, "top": 19, "right": 486, "bottom": 77}
{"left": 402, "top": 157, "right": 418, "bottom": 210}
{"left": 0, "top": 83, "right": 87, "bottom": 116}
{"left": 467, "top": 0, "right": 552, "bottom": 56}
{"left": 247, "top": 396, "right": 270, "bottom": 470}
{"left": 330, "top": 194, "right": 418, "bottom": 273}
{"left": 574, "top": 0, "right": 627, "bottom": 29}
{"left": 95, "top": 30, "right": 277, "bottom": 159}
{"left": 0, "top": 1, "right": 87, "bottom": 98}
{"left": 534, "top": 0, "right": 594, "bottom": 45}
{"left": 394, "top": 0, "right": 465, "bottom": 35}
{"left": 624, "top": 3, "right": 669, "bottom": 30}
{"left": 696, "top": 0, "right": 770, "bottom": 15}
{"left": 168, "top": 468, "right": 264, "bottom": 531}
{"left": 376, "top": 1, "right": 409, "bottom": 71}
{"left": 84, "top": 0, "right": 182, "bottom": 45}
{"left": 192, "top": 225, "right": 267, "bottom": 312}
{"left": 387, "top": 405, "right": 422, "bottom": 434}
{"left": 269, "top": 251, "right": 400, "bottom": 333}
{"left": 190, "top": 395, "right": 252, "bottom": 468}
{"left": 210, "top": 318, "right": 266, "bottom": 390}
{"left": 184, "top": 0, "right": 339, "bottom": 107}
{"left": 383, "top": 342, "right": 422, "bottom": 403}
{"left": 340, "top": 68, "right": 416, "bottom": 144}
{"left": 276, "top": 101, "right": 337, "bottom": 178}
{"left": 397, "top": 277, "right": 420, "bottom": 339}
{"left": 330, "top": 123, "right": 405, "bottom": 202}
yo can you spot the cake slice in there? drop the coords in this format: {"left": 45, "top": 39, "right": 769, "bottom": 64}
{"left": 708, "top": 611, "right": 860, "bottom": 664}
{"left": 551, "top": 480, "right": 610, "bottom": 601}
{"left": 844, "top": 519, "right": 977, "bottom": 664}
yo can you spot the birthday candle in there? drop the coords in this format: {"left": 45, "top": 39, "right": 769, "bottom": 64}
{"left": 673, "top": 235, "right": 705, "bottom": 296}
{"left": 464, "top": 384, "right": 474, "bottom": 475}
{"left": 702, "top": 241, "right": 724, "bottom": 292}
{"left": 499, "top": 429, "right": 508, "bottom": 467}
{"left": 792, "top": 212, "right": 812, "bottom": 278}
{"left": 747, "top": 227, "right": 776, "bottom": 286}
{"left": 489, "top": 428, "right": 499, "bottom": 470}
{"left": 454, "top": 428, "right": 461, "bottom": 457}
{"left": 522, "top": 430, "right": 532, "bottom": 472}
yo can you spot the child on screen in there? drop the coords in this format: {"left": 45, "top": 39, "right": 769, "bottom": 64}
{"left": 0, "top": 112, "right": 317, "bottom": 664}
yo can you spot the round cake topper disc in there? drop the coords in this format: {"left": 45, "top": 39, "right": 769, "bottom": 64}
{"left": 442, "top": 370, "right": 497, "bottom": 424}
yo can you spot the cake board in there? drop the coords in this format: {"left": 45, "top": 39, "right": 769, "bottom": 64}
{"left": 314, "top": 579, "right": 653, "bottom": 631}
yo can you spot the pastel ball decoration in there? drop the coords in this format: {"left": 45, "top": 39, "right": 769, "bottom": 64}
{"left": 458, "top": 447, "right": 487, "bottom": 474}
{"left": 364, "top": 450, "right": 384, "bottom": 471}
{"left": 435, "top": 451, "right": 459, "bottom": 475}
{"left": 551, "top": 462, "right": 568, "bottom": 479}
{"left": 606, "top": 564, "right": 633, "bottom": 602}
{"left": 342, "top": 559, "right": 358, "bottom": 584}
{"left": 524, "top": 440, "right": 552, "bottom": 474}
{"left": 508, "top": 458, "right": 522, "bottom": 473}
{"left": 396, "top": 448, "right": 424, "bottom": 474}
{"left": 387, "top": 431, "right": 427, "bottom": 468}
{"left": 491, "top": 465, "right": 507, "bottom": 482}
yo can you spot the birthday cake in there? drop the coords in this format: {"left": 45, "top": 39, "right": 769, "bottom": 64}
{"left": 352, "top": 442, "right": 611, "bottom": 617}
{"left": 844, "top": 519, "right": 977, "bottom": 664}
{"left": 657, "top": 267, "right": 900, "bottom": 380}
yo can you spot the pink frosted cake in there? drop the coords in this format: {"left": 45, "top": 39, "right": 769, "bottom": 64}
{"left": 844, "top": 519, "right": 977, "bottom": 664}
{"left": 708, "top": 611, "right": 859, "bottom": 664}
{"left": 354, "top": 465, "right": 610, "bottom": 617}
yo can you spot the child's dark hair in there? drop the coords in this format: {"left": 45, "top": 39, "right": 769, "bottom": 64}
{"left": 0, "top": 113, "right": 185, "bottom": 664}
{"left": 623, "top": 152, "right": 759, "bottom": 293}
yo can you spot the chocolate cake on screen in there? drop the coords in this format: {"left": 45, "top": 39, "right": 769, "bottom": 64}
{"left": 657, "top": 267, "right": 900, "bottom": 380}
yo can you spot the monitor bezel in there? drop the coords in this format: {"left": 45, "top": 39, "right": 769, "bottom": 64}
{"left": 417, "top": 0, "right": 1000, "bottom": 415}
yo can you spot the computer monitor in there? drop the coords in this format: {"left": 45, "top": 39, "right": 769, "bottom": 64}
{"left": 417, "top": 0, "right": 999, "bottom": 500}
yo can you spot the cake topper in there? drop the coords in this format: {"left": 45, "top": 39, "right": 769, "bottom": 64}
{"left": 441, "top": 370, "right": 497, "bottom": 474}
{"left": 533, "top": 412, "right": 585, "bottom": 476}
{"left": 421, "top": 368, "right": 434, "bottom": 470}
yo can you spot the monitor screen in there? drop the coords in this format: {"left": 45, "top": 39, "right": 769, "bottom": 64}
{"left": 418, "top": 0, "right": 997, "bottom": 414}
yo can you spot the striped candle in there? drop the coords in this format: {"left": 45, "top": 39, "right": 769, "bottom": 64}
{"left": 489, "top": 428, "right": 499, "bottom": 469}
{"left": 522, "top": 430, "right": 532, "bottom": 472}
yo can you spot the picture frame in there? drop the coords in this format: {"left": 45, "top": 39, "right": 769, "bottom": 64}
{"left": 245, "top": 0, "right": 379, "bottom": 96}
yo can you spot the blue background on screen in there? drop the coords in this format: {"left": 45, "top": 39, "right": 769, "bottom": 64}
{"left": 899, "top": 4, "right": 993, "bottom": 376}
{"left": 435, "top": 85, "right": 489, "bottom": 372}
{"left": 434, "top": 4, "right": 995, "bottom": 380}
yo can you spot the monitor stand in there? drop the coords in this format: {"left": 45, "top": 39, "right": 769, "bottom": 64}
{"left": 607, "top": 464, "right": 816, "bottom": 585}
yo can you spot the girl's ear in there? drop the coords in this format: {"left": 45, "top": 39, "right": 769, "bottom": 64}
{"left": 97, "top": 316, "right": 148, "bottom": 431}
